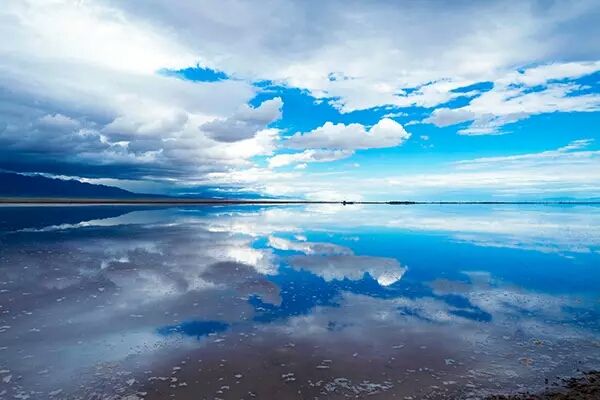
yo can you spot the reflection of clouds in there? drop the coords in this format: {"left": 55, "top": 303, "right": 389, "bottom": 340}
{"left": 386, "top": 207, "right": 600, "bottom": 255}
{"left": 268, "top": 235, "right": 352, "bottom": 255}
{"left": 192, "top": 205, "right": 600, "bottom": 255}
{"left": 0, "top": 213, "right": 283, "bottom": 395}
{"left": 203, "top": 207, "right": 303, "bottom": 237}
{"left": 261, "top": 276, "right": 600, "bottom": 397}
{"left": 377, "top": 270, "right": 406, "bottom": 286}
{"left": 267, "top": 292, "right": 456, "bottom": 339}
{"left": 201, "top": 261, "right": 281, "bottom": 306}
{"left": 430, "top": 271, "right": 590, "bottom": 329}
{"left": 11, "top": 205, "right": 600, "bottom": 256}
{"left": 239, "top": 205, "right": 600, "bottom": 255}
{"left": 100, "top": 256, "right": 130, "bottom": 270}
{"left": 1, "top": 205, "right": 599, "bottom": 398}
{"left": 93, "top": 228, "right": 277, "bottom": 300}
{"left": 268, "top": 235, "right": 406, "bottom": 286}
{"left": 216, "top": 244, "right": 276, "bottom": 275}
{"left": 426, "top": 271, "right": 600, "bottom": 350}
{"left": 451, "top": 233, "right": 594, "bottom": 254}
{"left": 288, "top": 255, "right": 406, "bottom": 286}
{"left": 273, "top": 274, "right": 596, "bottom": 343}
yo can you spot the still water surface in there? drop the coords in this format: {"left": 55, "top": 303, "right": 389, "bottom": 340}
{"left": 0, "top": 204, "right": 599, "bottom": 399}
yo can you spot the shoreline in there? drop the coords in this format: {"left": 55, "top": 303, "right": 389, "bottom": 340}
{"left": 1, "top": 198, "right": 599, "bottom": 205}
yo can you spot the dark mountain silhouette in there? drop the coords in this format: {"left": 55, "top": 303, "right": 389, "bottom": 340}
{"left": 0, "top": 172, "right": 154, "bottom": 198}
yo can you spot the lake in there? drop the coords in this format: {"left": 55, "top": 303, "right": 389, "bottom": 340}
{"left": 0, "top": 204, "right": 599, "bottom": 399}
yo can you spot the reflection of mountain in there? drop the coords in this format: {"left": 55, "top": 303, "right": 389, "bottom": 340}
{"left": 0, "top": 205, "right": 137, "bottom": 232}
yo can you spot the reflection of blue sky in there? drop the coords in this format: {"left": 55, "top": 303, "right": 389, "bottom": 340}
{"left": 0, "top": 205, "right": 599, "bottom": 398}
{"left": 158, "top": 320, "right": 229, "bottom": 339}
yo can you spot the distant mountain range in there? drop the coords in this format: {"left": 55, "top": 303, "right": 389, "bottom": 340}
{"left": 0, "top": 172, "right": 154, "bottom": 198}
{"left": 1, "top": 172, "right": 599, "bottom": 203}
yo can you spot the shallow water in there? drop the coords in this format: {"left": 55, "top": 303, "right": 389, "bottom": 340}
{"left": 0, "top": 204, "right": 599, "bottom": 399}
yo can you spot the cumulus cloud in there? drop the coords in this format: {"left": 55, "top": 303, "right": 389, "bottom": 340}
{"left": 201, "top": 97, "right": 283, "bottom": 142}
{"left": 0, "top": 0, "right": 267, "bottom": 181}
{"left": 286, "top": 118, "right": 410, "bottom": 150}
{"left": 267, "top": 118, "right": 410, "bottom": 168}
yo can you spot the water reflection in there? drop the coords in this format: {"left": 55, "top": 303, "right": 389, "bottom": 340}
{"left": 0, "top": 205, "right": 599, "bottom": 399}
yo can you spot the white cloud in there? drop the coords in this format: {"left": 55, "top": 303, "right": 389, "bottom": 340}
{"left": 268, "top": 149, "right": 352, "bottom": 168}
{"left": 425, "top": 108, "right": 476, "bottom": 128}
{"left": 266, "top": 118, "right": 410, "bottom": 169}
{"left": 380, "top": 140, "right": 600, "bottom": 198}
{"left": 201, "top": 97, "right": 283, "bottom": 142}
{"left": 453, "top": 139, "right": 596, "bottom": 169}
{"left": 1, "top": 0, "right": 195, "bottom": 75}
{"left": 102, "top": 0, "right": 600, "bottom": 113}
{"left": 0, "top": 0, "right": 270, "bottom": 180}
{"left": 425, "top": 62, "right": 600, "bottom": 134}
{"left": 286, "top": 118, "right": 410, "bottom": 150}
{"left": 1, "top": 0, "right": 599, "bottom": 190}
{"left": 497, "top": 61, "right": 600, "bottom": 86}
{"left": 38, "top": 113, "right": 81, "bottom": 130}
{"left": 206, "top": 139, "right": 600, "bottom": 200}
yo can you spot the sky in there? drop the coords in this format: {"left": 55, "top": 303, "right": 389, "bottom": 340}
{"left": 1, "top": 0, "right": 600, "bottom": 200}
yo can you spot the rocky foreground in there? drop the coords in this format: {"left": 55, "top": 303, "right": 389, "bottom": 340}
{"left": 489, "top": 371, "right": 600, "bottom": 400}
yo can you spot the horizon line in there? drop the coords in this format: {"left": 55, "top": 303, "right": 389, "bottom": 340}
{"left": 1, "top": 198, "right": 599, "bottom": 206}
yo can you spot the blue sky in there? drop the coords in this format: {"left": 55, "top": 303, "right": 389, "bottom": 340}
{"left": 1, "top": 0, "right": 600, "bottom": 200}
